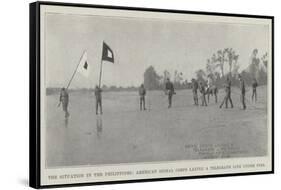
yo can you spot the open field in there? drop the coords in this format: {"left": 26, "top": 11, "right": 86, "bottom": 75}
{"left": 45, "top": 86, "right": 268, "bottom": 167}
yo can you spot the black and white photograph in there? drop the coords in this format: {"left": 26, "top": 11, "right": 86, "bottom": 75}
{"left": 29, "top": 1, "right": 273, "bottom": 188}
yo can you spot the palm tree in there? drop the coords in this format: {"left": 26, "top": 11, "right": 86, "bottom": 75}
{"left": 211, "top": 53, "right": 217, "bottom": 64}
{"left": 163, "top": 70, "right": 171, "bottom": 83}
{"left": 253, "top": 49, "right": 258, "bottom": 57}
{"left": 206, "top": 58, "right": 218, "bottom": 80}
{"left": 225, "top": 48, "right": 237, "bottom": 77}
{"left": 216, "top": 49, "right": 228, "bottom": 77}
{"left": 249, "top": 49, "right": 260, "bottom": 79}
{"left": 217, "top": 50, "right": 223, "bottom": 76}
{"left": 195, "top": 69, "right": 206, "bottom": 82}
{"left": 232, "top": 54, "right": 240, "bottom": 77}
{"left": 174, "top": 70, "right": 183, "bottom": 84}
{"left": 206, "top": 59, "right": 212, "bottom": 74}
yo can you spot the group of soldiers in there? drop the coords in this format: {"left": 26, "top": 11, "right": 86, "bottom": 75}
{"left": 58, "top": 75, "right": 259, "bottom": 118}
{"left": 191, "top": 75, "right": 258, "bottom": 110}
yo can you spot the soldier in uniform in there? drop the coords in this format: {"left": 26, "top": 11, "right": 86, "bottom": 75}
{"left": 207, "top": 86, "right": 218, "bottom": 103}
{"left": 59, "top": 87, "right": 70, "bottom": 118}
{"left": 191, "top": 78, "right": 199, "bottom": 106}
{"left": 165, "top": 78, "right": 175, "bottom": 108}
{"left": 206, "top": 76, "right": 218, "bottom": 103}
{"left": 94, "top": 85, "right": 103, "bottom": 115}
{"left": 252, "top": 78, "right": 258, "bottom": 102}
{"left": 199, "top": 81, "right": 207, "bottom": 106}
{"left": 239, "top": 74, "right": 247, "bottom": 110}
{"left": 219, "top": 77, "right": 234, "bottom": 108}
{"left": 138, "top": 84, "right": 146, "bottom": 111}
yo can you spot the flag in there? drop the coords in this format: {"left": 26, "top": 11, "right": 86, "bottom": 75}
{"left": 77, "top": 51, "right": 90, "bottom": 77}
{"left": 102, "top": 42, "right": 114, "bottom": 63}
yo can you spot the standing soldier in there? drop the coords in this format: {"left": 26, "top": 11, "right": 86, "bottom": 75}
{"left": 191, "top": 78, "right": 199, "bottom": 106}
{"left": 219, "top": 77, "right": 234, "bottom": 108}
{"left": 252, "top": 78, "right": 258, "bottom": 102}
{"left": 165, "top": 78, "right": 175, "bottom": 108}
{"left": 206, "top": 77, "right": 211, "bottom": 103}
{"left": 139, "top": 84, "right": 146, "bottom": 111}
{"left": 214, "top": 86, "right": 218, "bottom": 103}
{"left": 58, "top": 87, "right": 70, "bottom": 118}
{"left": 199, "top": 81, "right": 207, "bottom": 106}
{"left": 239, "top": 74, "right": 247, "bottom": 110}
{"left": 94, "top": 85, "right": 103, "bottom": 115}
{"left": 206, "top": 76, "right": 218, "bottom": 104}
{"left": 207, "top": 86, "right": 218, "bottom": 103}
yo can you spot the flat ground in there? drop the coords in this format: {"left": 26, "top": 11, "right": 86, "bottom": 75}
{"left": 45, "top": 86, "right": 268, "bottom": 167}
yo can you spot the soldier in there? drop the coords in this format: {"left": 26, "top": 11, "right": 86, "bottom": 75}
{"left": 239, "top": 74, "right": 247, "bottom": 110}
{"left": 206, "top": 77, "right": 218, "bottom": 103}
{"left": 219, "top": 77, "right": 234, "bottom": 109}
{"left": 94, "top": 85, "right": 103, "bottom": 115}
{"left": 191, "top": 78, "right": 199, "bottom": 106}
{"left": 139, "top": 84, "right": 146, "bottom": 111}
{"left": 58, "top": 87, "right": 70, "bottom": 118}
{"left": 165, "top": 78, "right": 175, "bottom": 108}
{"left": 252, "top": 78, "right": 258, "bottom": 102}
{"left": 206, "top": 77, "right": 211, "bottom": 103}
{"left": 199, "top": 82, "right": 207, "bottom": 106}
{"left": 207, "top": 86, "right": 218, "bottom": 103}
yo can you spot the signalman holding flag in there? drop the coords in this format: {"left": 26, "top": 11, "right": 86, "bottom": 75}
{"left": 59, "top": 87, "right": 70, "bottom": 118}
{"left": 60, "top": 41, "right": 114, "bottom": 117}
{"left": 94, "top": 85, "right": 103, "bottom": 115}
{"left": 58, "top": 51, "right": 89, "bottom": 118}
{"left": 95, "top": 41, "right": 115, "bottom": 115}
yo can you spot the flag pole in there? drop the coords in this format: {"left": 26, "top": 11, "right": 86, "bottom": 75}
{"left": 98, "top": 41, "right": 104, "bottom": 88}
{"left": 98, "top": 58, "right": 103, "bottom": 88}
{"left": 66, "top": 50, "right": 86, "bottom": 90}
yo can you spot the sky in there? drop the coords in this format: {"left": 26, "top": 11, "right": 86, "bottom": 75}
{"left": 45, "top": 13, "right": 269, "bottom": 88}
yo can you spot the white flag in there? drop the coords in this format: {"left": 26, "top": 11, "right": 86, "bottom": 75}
{"left": 77, "top": 51, "right": 90, "bottom": 77}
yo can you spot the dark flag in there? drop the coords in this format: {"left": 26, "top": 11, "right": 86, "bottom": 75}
{"left": 102, "top": 41, "right": 114, "bottom": 63}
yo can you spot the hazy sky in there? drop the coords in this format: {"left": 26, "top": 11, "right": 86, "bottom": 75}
{"left": 45, "top": 13, "right": 269, "bottom": 88}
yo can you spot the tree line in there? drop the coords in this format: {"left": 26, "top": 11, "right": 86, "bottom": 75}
{"left": 46, "top": 48, "right": 268, "bottom": 95}
{"left": 142, "top": 48, "right": 268, "bottom": 90}
{"left": 200, "top": 48, "right": 268, "bottom": 87}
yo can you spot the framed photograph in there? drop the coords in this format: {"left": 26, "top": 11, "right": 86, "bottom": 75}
{"left": 29, "top": 1, "right": 274, "bottom": 188}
